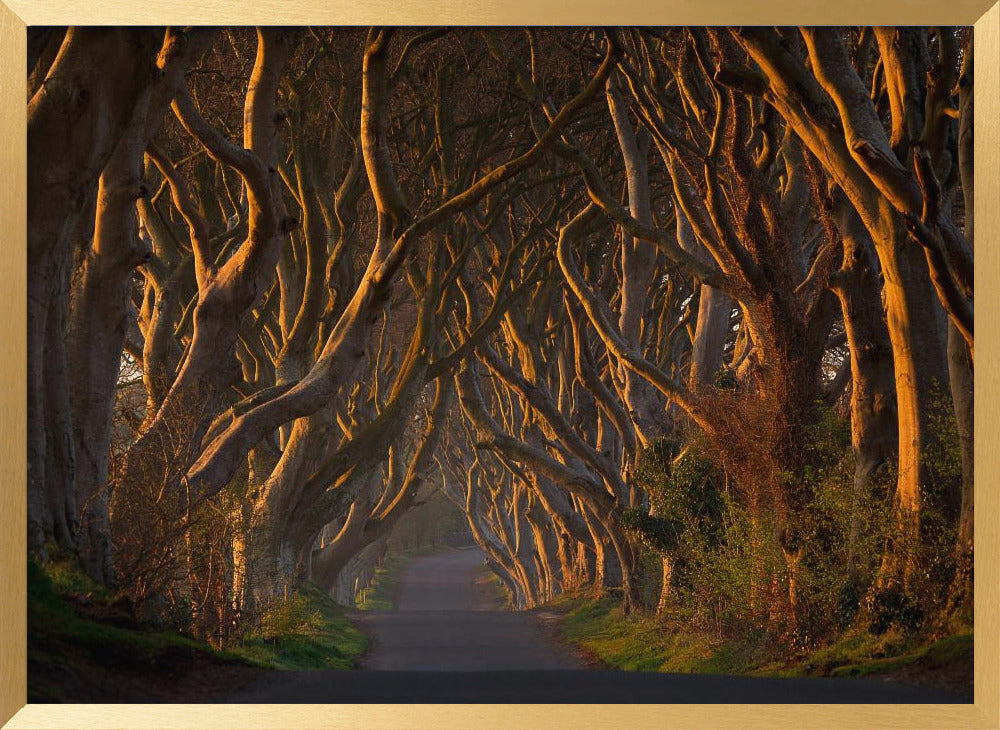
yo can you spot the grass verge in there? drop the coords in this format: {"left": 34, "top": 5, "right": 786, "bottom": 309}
{"left": 552, "top": 592, "right": 972, "bottom": 697}
{"left": 355, "top": 553, "right": 411, "bottom": 611}
{"left": 226, "top": 584, "right": 367, "bottom": 670}
{"left": 28, "top": 560, "right": 367, "bottom": 701}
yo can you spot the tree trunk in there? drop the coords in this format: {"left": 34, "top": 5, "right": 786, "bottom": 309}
{"left": 656, "top": 555, "right": 673, "bottom": 615}
{"left": 607, "top": 74, "right": 667, "bottom": 445}
{"left": 66, "top": 124, "right": 151, "bottom": 584}
{"left": 733, "top": 28, "right": 950, "bottom": 590}
{"left": 27, "top": 27, "right": 162, "bottom": 560}
{"left": 115, "top": 28, "right": 293, "bottom": 523}
{"left": 66, "top": 29, "right": 214, "bottom": 583}
{"left": 946, "top": 35, "right": 974, "bottom": 613}
{"left": 877, "top": 217, "right": 948, "bottom": 589}
{"left": 310, "top": 474, "right": 381, "bottom": 594}
{"left": 677, "top": 206, "right": 732, "bottom": 388}
{"left": 831, "top": 198, "right": 898, "bottom": 590}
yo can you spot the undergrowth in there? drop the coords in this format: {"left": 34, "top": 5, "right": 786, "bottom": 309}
{"left": 554, "top": 592, "right": 972, "bottom": 685}
{"left": 28, "top": 559, "right": 367, "bottom": 700}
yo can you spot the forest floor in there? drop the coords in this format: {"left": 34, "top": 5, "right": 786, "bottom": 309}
{"left": 546, "top": 593, "right": 974, "bottom": 701}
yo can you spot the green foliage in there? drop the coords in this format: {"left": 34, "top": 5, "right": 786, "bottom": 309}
{"left": 844, "top": 385, "right": 964, "bottom": 631}
{"left": 764, "top": 404, "right": 896, "bottom": 642}
{"left": 626, "top": 438, "right": 723, "bottom": 556}
{"left": 28, "top": 558, "right": 367, "bottom": 697}
{"left": 713, "top": 368, "right": 739, "bottom": 391}
{"left": 615, "top": 394, "right": 967, "bottom": 653}
{"left": 925, "top": 382, "right": 964, "bottom": 494}
{"left": 258, "top": 595, "right": 326, "bottom": 639}
{"left": 865, "top": 587, "right": 924, "bottom": 635}
{"left": 227, "top": 585, "right": 367, "bottom": 670}
{"left": 803, "top": 401, "right": 853, "bottom": 458}
{"left": 45, "top": 558, "right": 112, "bottom": 601}
{"left": 620, "top": 508, "right": 682, "bottom": 553}
{"left": 556, "top": 592, "right": 971, "bottom": 689}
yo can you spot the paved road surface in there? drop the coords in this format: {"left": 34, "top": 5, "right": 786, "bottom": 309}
{"left": 232, "top": 547, "right": 966, "bottom": 703}
{"left": 355, "top": 547, "right": 582, "bottom": 671}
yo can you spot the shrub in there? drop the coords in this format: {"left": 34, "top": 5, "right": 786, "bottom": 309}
{"left": 866, "top": 587, "right": 925, "bottom": 635}
{"left": 258, "top": 594, "right": 326, "bottom": 640}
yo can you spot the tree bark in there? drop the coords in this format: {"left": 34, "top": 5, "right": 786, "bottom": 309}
{"left": 831, "top": 196, "right": 898, "bottom": 589}
{"left": 676, "top": 206, "right": 732, "bottom": 388}
{"left": 66, "top": 28, "right": 215, "bottom": 585}
{"left": 947, "top": 36, "right": 974, "bottom": 610}
{"left": 28, "top": 27, "right": 162, "bottom": 560}
{"left": 734, "top": 27, "right": 950, "bottom": 588}
{"left": 607, "top": 73, "right": 668, "bottom": 445}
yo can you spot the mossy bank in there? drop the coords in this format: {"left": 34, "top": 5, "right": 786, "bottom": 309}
{"left": 28, "top": 560, "right": 367, "bottom": 702}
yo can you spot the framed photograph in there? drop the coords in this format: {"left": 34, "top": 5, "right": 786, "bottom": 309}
{"left": 2, "top": 2, "right": 997, "bottom": 728}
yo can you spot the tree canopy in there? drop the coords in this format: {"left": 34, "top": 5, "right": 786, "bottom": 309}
{"left": 28, "top": 26, "right": 973, "bottom": 647}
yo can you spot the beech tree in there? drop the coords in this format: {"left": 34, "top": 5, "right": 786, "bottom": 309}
{"left": 29, "top": 25, "right": 974, "bottom": 646}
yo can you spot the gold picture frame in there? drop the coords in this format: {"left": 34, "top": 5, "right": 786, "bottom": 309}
{"left": 1, "top": 3, "right": 997, "bottom": 728}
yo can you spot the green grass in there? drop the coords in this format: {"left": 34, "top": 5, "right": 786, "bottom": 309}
{"left": 559, "top": 597, "right": 677, "bottom": 671}
{"left": 45, "top": 557, "right": 112, "bottom": 601}
{"left": 28, "top": 560, "right": 233, "bottom": 701}
{"left": 557, "top": 596, "right": 762, "bottom": 673}
{"left": 28, "top": 559, "right": 368, "bottom": 701}
{"left": 817, "top": 631, "right": 973, "bottom": 679}
{"left": 554, "top": 593, "right": 972, "bottom": 682}
{"left": 227, "top": 585, "right": 367, "bottom": 670}
{"left": 29, "top": 560, "right": 219, "bottom": 668}
{"left": 355, "top": 554, "right": 408, "bottom": 611}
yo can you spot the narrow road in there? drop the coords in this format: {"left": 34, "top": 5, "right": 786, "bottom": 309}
{"left": 231, "top": 547, "right": 966, "bottom": 703}
{"left": 355, "top": 547, "right": 583, "bottom": 671}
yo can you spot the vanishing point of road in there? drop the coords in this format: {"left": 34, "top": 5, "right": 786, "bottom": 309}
{"left": 233, "top": 547, "right": 965, "bottom": 703}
